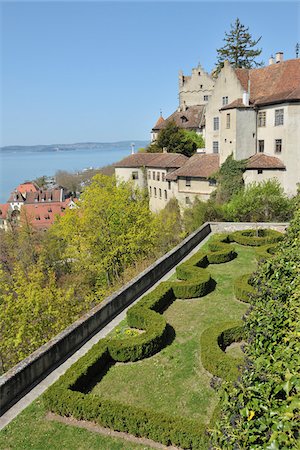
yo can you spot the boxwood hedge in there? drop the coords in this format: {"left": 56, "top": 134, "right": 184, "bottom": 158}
{"left": 231, "top": 228, "right": 283, "bottom": 246}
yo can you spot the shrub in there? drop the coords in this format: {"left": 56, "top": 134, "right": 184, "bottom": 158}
{"left": 231, "top": 228, "right": 283, "bottom": 246}
{"left": 200, "top": 321, "right": 245, "bottom": 382}
{"left": 234, "top": 273, "right": 255, "bottom": 303}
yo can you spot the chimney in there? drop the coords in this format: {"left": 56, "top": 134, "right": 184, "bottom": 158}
{"left": 269, "top": 55, "right": 275, "bottom": 65}
{"left": 275, "top": 52, "right": 283, "bottom": 63}
{"left": 243, "top": 91, "right": 249, "bottom": 106}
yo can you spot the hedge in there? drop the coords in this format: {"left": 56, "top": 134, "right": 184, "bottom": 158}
{"left": 231, "top": 228, "right": 283, "bottom": 246}
{"left": 200, "top": 321, "right": 245, "bottom": 382}
{"left": 234, "top": 273, "right": 255, "bottom": 303}
{"left": 43, "top": 231, "right": 252, "bottom": 448}
{"left": 255, "top": 243, "right": 278, "bottom": 261}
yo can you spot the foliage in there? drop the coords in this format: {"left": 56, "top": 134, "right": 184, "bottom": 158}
{"left": 154, "top": 198, "right": 185, "bottom": 253}
{"left": 214, "top": 17, "right": 263, "bottom": 74}
{"left": 33, "top": 175, "right": 47, "bottom": 188}
{"left": 147, "top": 121, "right": 198, "bottom": 157}
{"left": 183, "top": 198, "right": 225, "bottom": 234}
{"left": 225, "top": 179, "right": 293, "bottom": 222}
{"left": 212, "top": 215, "right": 300, "bottom": 449}
{"left": 200, "top": 321, "right": 245, "bottom": 382}
{"left": 182, "top": 129, "right": 205, "bottom": 149}
{"left": 231, "top": 228, "right": 284, "bottom": 246}
{"left": 234, "top": 273, "right": 255, "bottom": 303}
{"left": 211, "top": 154, "right": 246, "bottom": 204}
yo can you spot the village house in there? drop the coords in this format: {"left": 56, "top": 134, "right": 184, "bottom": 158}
{"left": 0, "top": 182, "right": 76, "bottom": 231}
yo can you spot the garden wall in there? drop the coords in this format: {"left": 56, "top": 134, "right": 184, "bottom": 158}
{"left": 0, "top": 222, "right": 211, "bottom": 415}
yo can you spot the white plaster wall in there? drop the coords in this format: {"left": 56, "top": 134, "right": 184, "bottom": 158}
{"left": 148, "top": 168, "right": 175, "bottom": 212}
{"left": 256, "top": 103, "right": 300, "bottom": 195}
{"left": 115, "top": 167, "right": 146, "bottom": 189}
{"left": 235, "top": 109, "right": 256, "bottom": 160}
{"left": 243, "top": 170, "right": 285, "bottom": 186}
{"left": 179, "top": 64, "right": 214, "bottom": 107}
{"left": 205, "top": 61, "right": 245, "bottom": 155}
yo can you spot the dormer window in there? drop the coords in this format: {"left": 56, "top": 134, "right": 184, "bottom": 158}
{"left": 181, "top": 116, "right": 188, "bottom": 123}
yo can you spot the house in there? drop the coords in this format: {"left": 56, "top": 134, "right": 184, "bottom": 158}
{"left": 115, "top": 151, "right": 218, "bottom": 212}
{"left": 165, "top": 153, "right": 219, "bottom": 208}
{"left": 205, "top": 53, "right": 300, "bottom": 195}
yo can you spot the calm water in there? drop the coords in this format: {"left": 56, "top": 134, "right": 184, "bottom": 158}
{"left": 0, "top": 143, "right": 147, "bottom": 203}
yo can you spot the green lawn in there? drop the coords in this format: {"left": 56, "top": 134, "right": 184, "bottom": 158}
{"left": 0, "top": 242, "right": 257, "bottom": 449}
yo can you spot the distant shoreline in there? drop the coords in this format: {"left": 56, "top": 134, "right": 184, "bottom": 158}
{"left": 0, "top": 141, "right": 149, "bottom": 153}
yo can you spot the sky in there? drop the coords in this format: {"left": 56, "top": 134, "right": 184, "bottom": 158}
{"left": 0, "top": 0, "right": 299, "bottom": 146}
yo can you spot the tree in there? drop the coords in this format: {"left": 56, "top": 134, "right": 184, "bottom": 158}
{"left": 224, "top": 179, "right": 293, "bottom": 222}
{"left": 210, "top": 154, "right": 246, "bottom": 204}
{"left": 215, "top": 18, "right": 263, "bottom": 74}
{"left": 183, "top": 198, "right": 224, "bottom": 234}
{"left": 147, "top": 121, "right": 199, "bottom": 157}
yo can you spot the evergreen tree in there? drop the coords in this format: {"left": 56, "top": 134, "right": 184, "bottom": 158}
{"left": 215, "top": 18, "right": 263, "bottom": 74}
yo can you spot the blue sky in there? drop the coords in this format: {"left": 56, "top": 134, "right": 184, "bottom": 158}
{"left": 1, "top": 1, "right": 299, "bottom": 146}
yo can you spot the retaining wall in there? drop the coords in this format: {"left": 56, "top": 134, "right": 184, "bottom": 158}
{"left": 0, "top": 222, "right": 212, "bottom": 415}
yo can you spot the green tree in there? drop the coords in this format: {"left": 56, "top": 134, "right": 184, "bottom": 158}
{"left": 215, "top": 18, "right": 263, "bottom": 74}
{"left": 183, "top": 198, "right": 224, "bottom": 234}
{"left": 224, "top": 179, "right": 293, "bottom": 222}
{"left": 147, "top": 121, "right": 198, "bottom": 157}
{"left": 210, "top": 154, "right": 246, "bottom": 204}
{"left": 154, "top": 199, "right": 184, "bottom": 252}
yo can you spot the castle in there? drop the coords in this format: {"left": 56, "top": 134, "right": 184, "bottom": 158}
{"left": 115, "top": 52, "right": 300, "bottom": 211}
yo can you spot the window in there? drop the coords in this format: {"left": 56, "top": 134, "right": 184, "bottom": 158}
{"left": 213, "top": 141, "right": 219, "bottom": 154}
{"left": 162, "top": 172, "right": 165, "bottom": 182}
{"left": 222, "top": 96, "right": 228, "bottom": 105}
{"left": 275, "top": 109, "right": 284, "bottom": 126}
{"left": 226, "top": 113, "right": 230, "bottom": 129}
{"left": 186, "top": 177, "right": 191, "bottom": 187}
{"left": 149, "top": 187, "right": 152, "bottom": 196}
{"left": 157, "top": 172, "right": 160, "bottom": 181}
{"left": 200, "top": 84, "right": 203, "bottom": 88}
{"left": 159, "top": 188, "right": 162, "bottom": 198}
{"left": 185, "top": 197, "right": 191, "bottom": 205}
{"left": 168, "top": 181, "right": 171, "bottom": 190}
{"left": 132, "top": 171, "right": 139, "bottom": 180}
{"left": 164, "top": 190, "right": 167, "bottom": 200}
{"left": 148, "top": 171, "right": 151, "bottom": 179}
{"left": 213, "top": 117, "right": 219, "bottom": 131}
{"left": 209, "top": 179, "right": 217, "bottom": 186}
{"left": 154, "top": 187, "right": 157, "bottom": 197}
{"left": 204, "top": 95, "right": 208, "bottom": 101}
{"left": 258, "top": 111, "right": 266, "bottom": 127}
{"left": 152, "top": 171, "right": 155, "bottom": 180}
{"left": 275, "top": 139, "right": 282, "bottom": 153}
{"left": 258, "top": 140, "right": 264, "bottom": 153}
{"left": 257, "top": 169, "right": 263, "bottom": 174}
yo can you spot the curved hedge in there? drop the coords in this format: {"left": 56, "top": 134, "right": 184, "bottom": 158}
{"left": 234, "top": 273, "right": 255, "bottom": 303}
{"left": 255, "top": 242, "right": 278, "bottom": 261}
{"left": 231, "top": 228, "right": 283, "bottom": 246}
{"left": 200, "top": 321, "right": 245, "bottom": 382}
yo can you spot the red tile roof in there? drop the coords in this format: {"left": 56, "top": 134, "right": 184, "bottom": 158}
{"left": 114, "top": 153, "right": 161, "bottom": 168}
{"left": 152, "top": 105, "right": 205, "bottom": 131}
{"left": 21, "top": 203, "right": 66, "bottom": 230}
{"left": 0, "top": 204, "right": 9, "bottom": 220}
{"left": 220, "top": 98, "right": 253, "bottom": 110}
{"left": 16, "top": 182, "right": 39, "bottom": 194}
{"left": 153, "top": 115, "right": 165, "bottom": 128}
{"left": 235, "top": 59, "right": 300, "bottom": 106}
{"left": 246, "top": 153, "right": 286, "bottom": 170}
{"left": 166, "top": 153, "right": 219, "bottom": 180}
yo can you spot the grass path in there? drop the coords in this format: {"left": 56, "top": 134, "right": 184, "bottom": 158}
{"left": 0, "top": 243, "right": 257, "bottom": 449}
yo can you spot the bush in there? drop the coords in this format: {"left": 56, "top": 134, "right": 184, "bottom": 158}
{"left": 200, "top": 321, "right": 245, "bottom": 382}
{"left": 255, "top": 243, "right": 278, "bottom": 261}
{"left": 234, "top": 273, "right": 255, "bottom": 303}
{"left": 231, "top": 228, "right": 283, "bottom": 246}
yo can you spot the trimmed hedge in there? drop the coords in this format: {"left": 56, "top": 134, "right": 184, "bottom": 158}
{"left": 200, "top": 321, "right": 245, "bottom": 382}
{"left": 43, "top": 231, "right": 250, "bottom": 448}
{"left": 255, "top": 243, "right": 277, "bottom": 261}
{"left": 231, "top": 228, "right": 283, "bottom": 246}
{"left": 234, "top": 273, "right": 255, "bottom": 303}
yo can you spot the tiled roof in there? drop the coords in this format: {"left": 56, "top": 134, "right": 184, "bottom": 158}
{"left": 146, "top": 153, "right": 188, "bottom": 168}
{"left": 114, "top": 152, "right": 188, "bottom": 169}
{"left": 246, "top": 153, "right": 286, "bottom": 170}
{"left": 166, "top": 153, "right": 219, "bottom": 180}
{"left": 8, "top": 191, "right": 25, "bottom": 202}
{"left": 153, "top": 115, "right": 165, "bottom": 128}
{"left": 21, "top": 203, "right": 66, "bottom": 230}
{"left": 114, "top": 153, "right": 160, "bottom": 168}
{"left": 0, "top": 204, "right": 9, "bottom": 220}
{"left": 220, "top": 98, "right": 253, "bottom": 110}
{"left": 24, "top": 189, "right": 62, "bottom": 203}
{"left": 234, "top": 59, "right": 300, "bottom": 106}
{"left": 16, "top": 182, "right": 39, "bottom": 194}
{"left": 152, "top": 105, "right": 205, "bottom": 131}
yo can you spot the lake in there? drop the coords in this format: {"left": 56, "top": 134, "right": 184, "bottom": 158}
{"left": 0, "top": 142, "right": 148, "bottom": 203}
